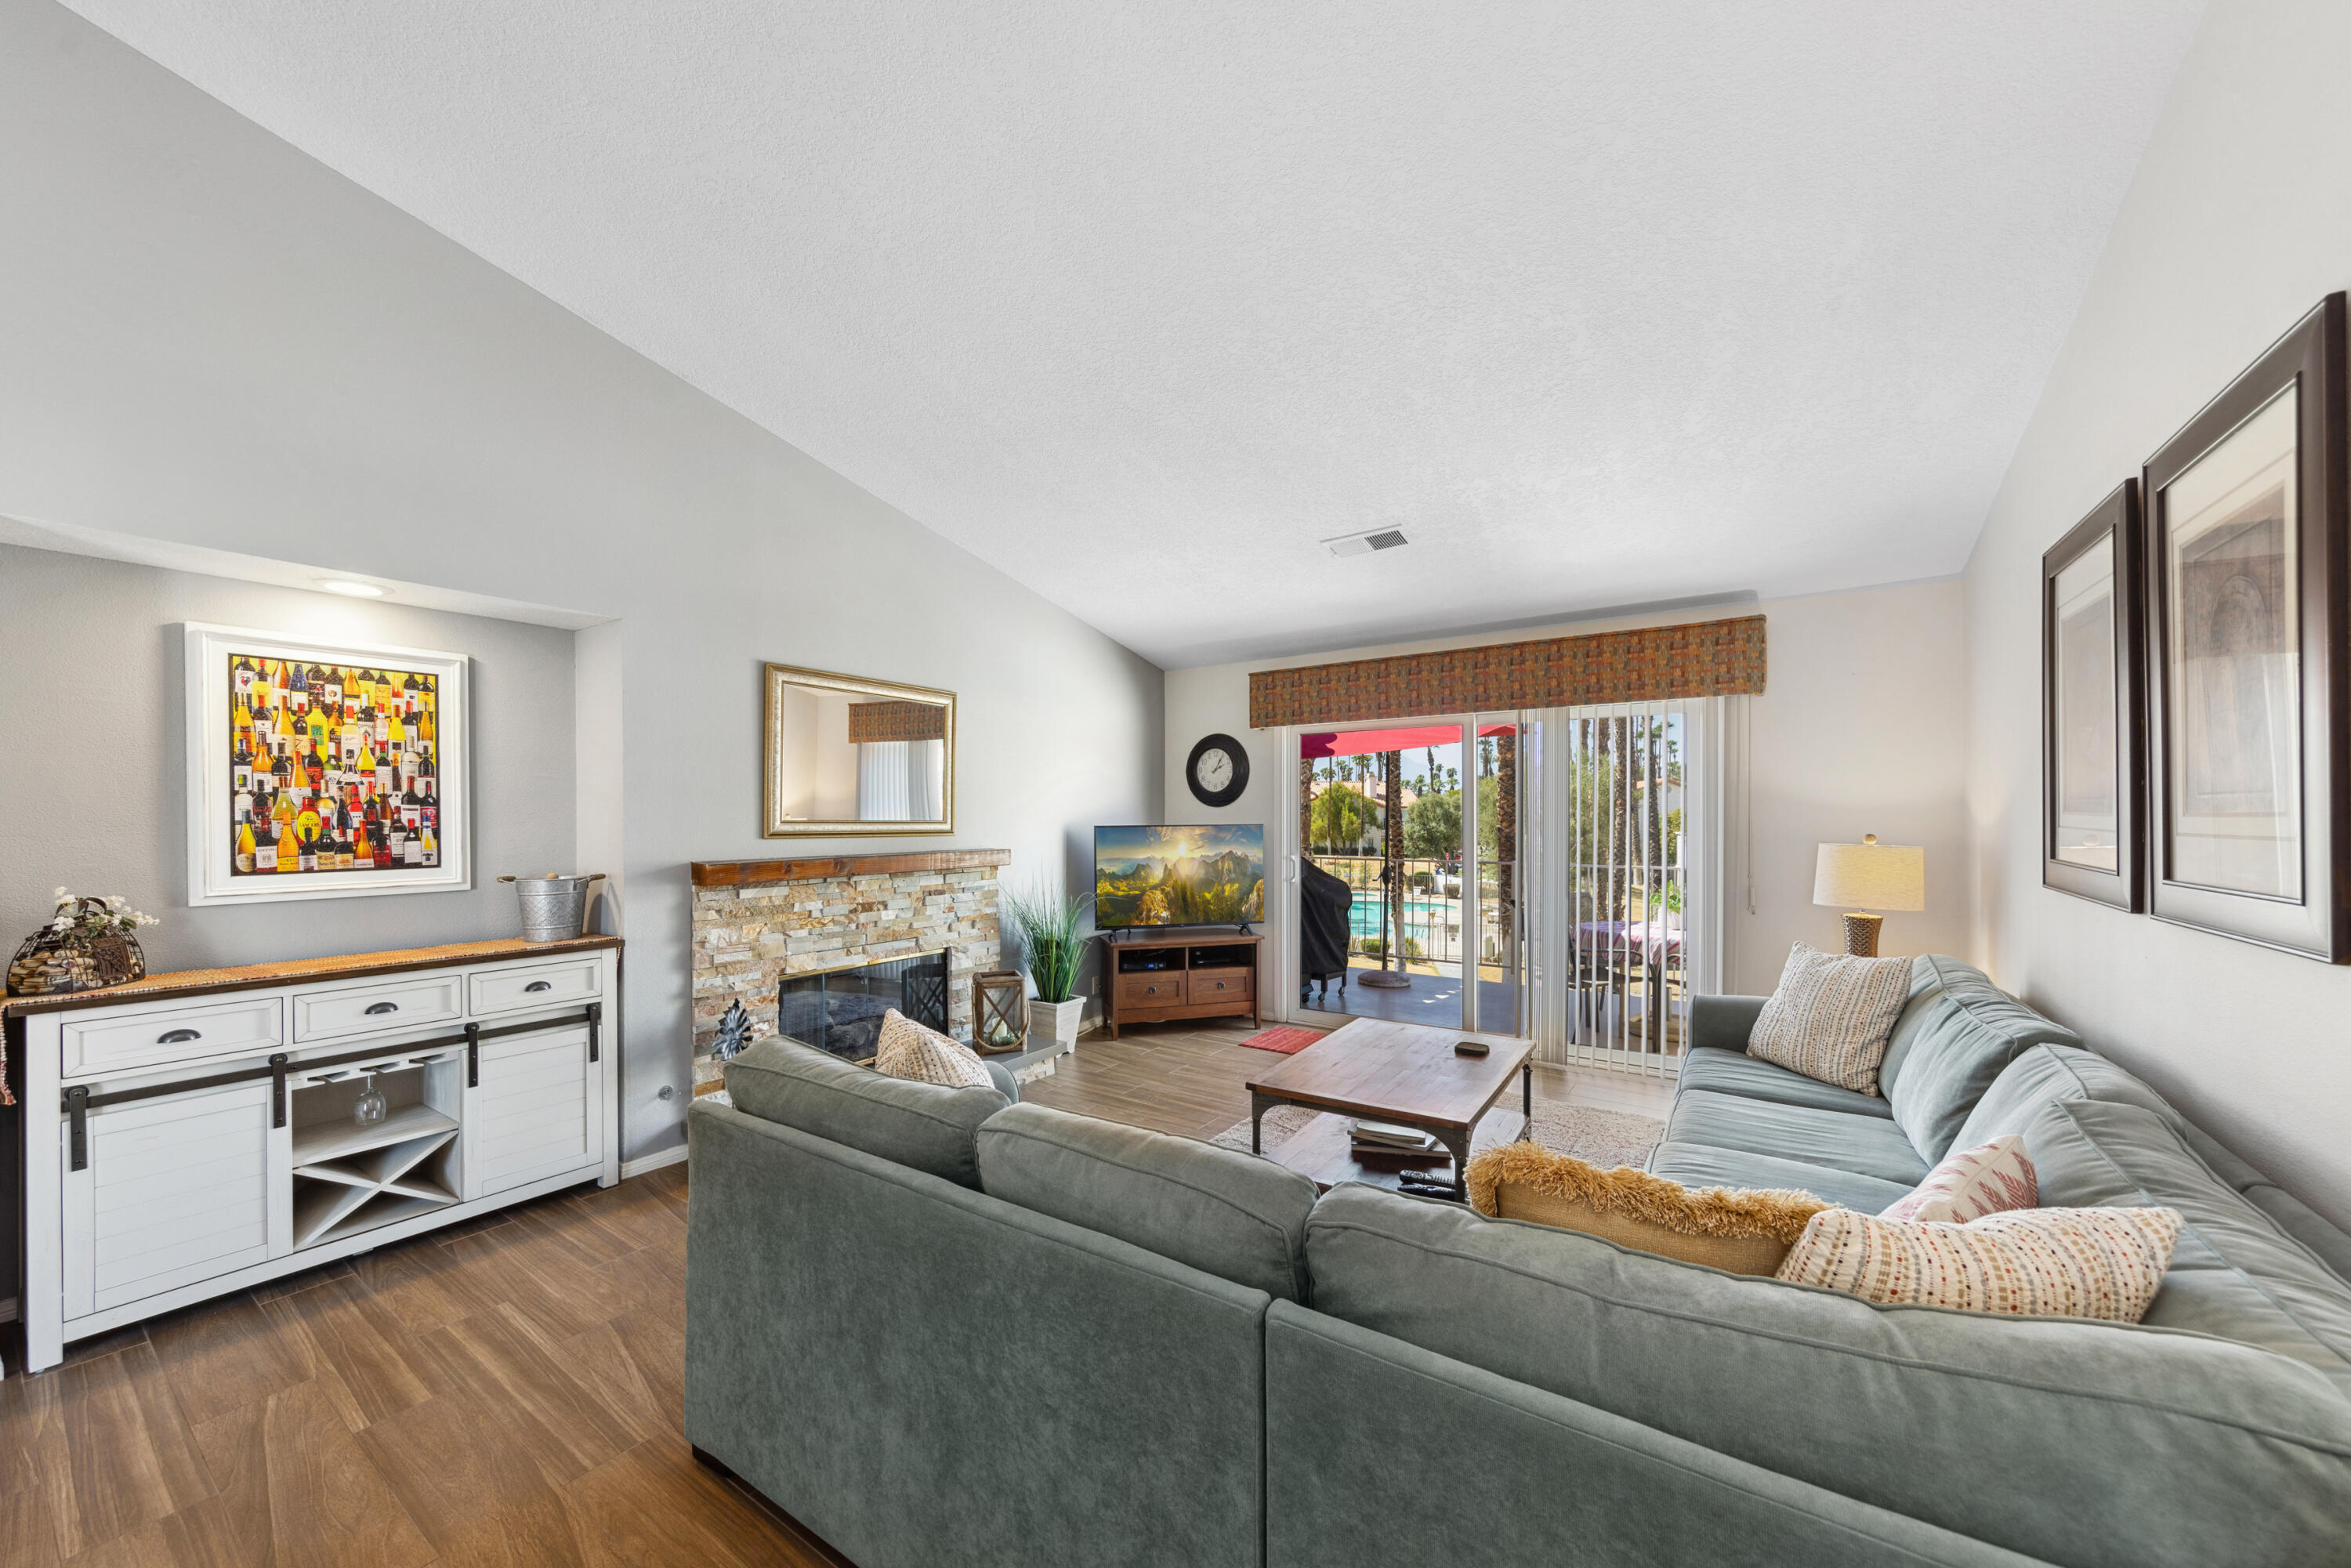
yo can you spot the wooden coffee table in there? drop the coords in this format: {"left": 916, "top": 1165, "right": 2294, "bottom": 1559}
{"left": 1244, "top": 1019, "right": 1534, "bottom": 1200}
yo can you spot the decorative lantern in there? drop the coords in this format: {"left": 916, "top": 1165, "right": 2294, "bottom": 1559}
{"left": 972, "top": 970, "right": 1028, "bottom": 1055}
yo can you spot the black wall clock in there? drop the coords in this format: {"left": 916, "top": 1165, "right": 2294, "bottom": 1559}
{"left": 1186, "top": 733, "right": 1250, "bottom": 808}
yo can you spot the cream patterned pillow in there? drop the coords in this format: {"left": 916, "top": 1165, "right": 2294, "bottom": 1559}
{"left": 1882, "top": 1134, "right": 2038, "bottom": 1223}
{"left": 1745, "top": 941, "right": 1911, "bottom": 1095}
{"left": 1777, "top": 1206, "right": 2183, "bottom": 1322}
{"left": 874, "top": 1009, "right": 994, "bottom": 1090}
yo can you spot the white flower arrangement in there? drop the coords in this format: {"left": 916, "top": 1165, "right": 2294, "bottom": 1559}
{"left": 48, "top": 887, "right": 159, "bottom": 936}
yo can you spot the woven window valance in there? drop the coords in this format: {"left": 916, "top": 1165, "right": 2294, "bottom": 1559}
{"left": 846, "top": 700, "right": 947, "bottom": 743}
{"left": 1248, "top": 614, "right": 1766, "bottom": 729}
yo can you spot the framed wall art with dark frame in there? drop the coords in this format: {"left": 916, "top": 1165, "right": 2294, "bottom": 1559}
{"left": 2043, "top": 480, "right": 2145, "bottom": 910}
{"left": 2143, "top": 292, "right": 2349, "bottom": 961}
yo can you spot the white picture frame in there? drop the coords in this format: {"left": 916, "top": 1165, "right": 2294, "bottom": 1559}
{"left": 183, "top": 623, "right": 471, "bottom": 906}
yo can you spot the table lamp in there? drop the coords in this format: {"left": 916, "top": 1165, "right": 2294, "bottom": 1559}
{"left": 1813, "top": 835, "right": 1925, "bottom": 956}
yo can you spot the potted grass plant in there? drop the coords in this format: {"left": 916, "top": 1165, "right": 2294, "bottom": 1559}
{"left": 1003, "top": 882, "right": 1096, "bottom": 1052}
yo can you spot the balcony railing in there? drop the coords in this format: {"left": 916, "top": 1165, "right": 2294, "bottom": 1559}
{"left": 1308, "top": 853, "right": 1516, "bottom": 970}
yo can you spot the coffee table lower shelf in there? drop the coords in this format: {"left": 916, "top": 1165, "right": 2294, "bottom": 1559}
{"left": 1262, "top": 1109, "right": 1527, "bottom": 1198}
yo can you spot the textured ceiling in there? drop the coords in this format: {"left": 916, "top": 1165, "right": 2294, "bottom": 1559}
{"left": 64, "top": 2, "right": 2204, "bottom": 668}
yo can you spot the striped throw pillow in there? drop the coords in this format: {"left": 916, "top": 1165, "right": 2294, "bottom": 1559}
{"left": 1745, "top": 941, "right": 1911, "bottom": 1095}
{"left": 874, "top": 1009, "right": 994, "bottom": 1090}
{"left": 1881, "top": 1134, "right": 2038, "bottom": 1222}
{"left": 1777, "top": 1206, "right": 2183, "bottom": 1322}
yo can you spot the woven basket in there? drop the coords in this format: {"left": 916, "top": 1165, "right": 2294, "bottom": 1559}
{"left": 8, "top": 898, "right": 147, "bottom": 998}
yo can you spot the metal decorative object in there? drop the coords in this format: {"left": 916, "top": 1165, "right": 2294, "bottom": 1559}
{"left": 711, "top": 999, "right": 755, "bottom": 1061}
{"left": 8, "top": 891, "right": 154, "bottom": 998}
{"left": 972, "top": 970, "right": 1029, "bottom": 1055}
{"left": 498, "top": 872, "right": 606, "bottom": 943}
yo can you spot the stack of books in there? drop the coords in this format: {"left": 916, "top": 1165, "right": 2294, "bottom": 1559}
{"left": 1349, "top": 1119, "right": 1446, "bottom": 1161}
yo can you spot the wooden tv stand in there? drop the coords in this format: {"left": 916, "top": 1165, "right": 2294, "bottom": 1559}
{"left": 1102, "top": 929, "right": 1261, "bottom": 1037}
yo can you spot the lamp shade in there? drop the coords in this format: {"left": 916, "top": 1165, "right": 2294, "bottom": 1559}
{"left": 1813, "top": 836, "right": 1925, "bottom": 912}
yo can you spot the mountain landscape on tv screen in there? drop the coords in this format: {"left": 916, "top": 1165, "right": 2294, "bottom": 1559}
{"left": 1096, "top": 827, "right": 1264, "bottom": 928}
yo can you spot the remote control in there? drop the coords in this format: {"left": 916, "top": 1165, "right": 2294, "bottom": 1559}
{"left": 1454, "top": 1039, "right": 1490, "bottom": 1057}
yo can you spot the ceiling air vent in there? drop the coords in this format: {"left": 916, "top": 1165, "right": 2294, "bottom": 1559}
{"left": 1324, "top": 527, "right": 1410, "bottom": 558}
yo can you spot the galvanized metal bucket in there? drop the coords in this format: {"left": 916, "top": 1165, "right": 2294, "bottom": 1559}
{"left": 498, "top": 873, "right": 607, "bottom": 943}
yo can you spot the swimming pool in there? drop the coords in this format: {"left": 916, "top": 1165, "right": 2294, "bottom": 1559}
{"left": 1346, "top": 899, "right": 1458, "bottom": 944}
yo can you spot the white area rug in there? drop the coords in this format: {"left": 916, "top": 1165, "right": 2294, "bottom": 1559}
{"left": 1210, "top": 1099, "right": 1663, "bottom": 1171}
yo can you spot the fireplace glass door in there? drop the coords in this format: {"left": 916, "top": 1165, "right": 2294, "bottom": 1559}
{"left": 777, "top": 950, "right": 951, "bottom": 1063}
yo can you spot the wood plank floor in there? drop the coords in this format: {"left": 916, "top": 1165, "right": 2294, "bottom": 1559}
{"left": 1021, "top": 1016, "right": 1675, "bottom": 1137}
{"left": 0, "top": 1164, "right": 849, "bottom": 1568}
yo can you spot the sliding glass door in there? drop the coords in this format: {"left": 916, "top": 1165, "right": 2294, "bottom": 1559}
{"left": 1525, "top": 697, "right": 1723, "bottom": 1077}
{"left": 1285, "top": 715, "right": 1525, "bottom": 1036}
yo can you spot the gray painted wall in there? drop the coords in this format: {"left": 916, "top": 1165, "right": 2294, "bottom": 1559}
{"left": 1965, "top": 0, "right": 2351, "bottom": 1223}
{"left": 0, "top": 0, "right": 1165, "bottom": 1161}
{"left": 0, "top": 542, "right": 577, "bottom": 967}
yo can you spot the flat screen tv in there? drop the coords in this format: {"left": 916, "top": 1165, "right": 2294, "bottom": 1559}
{"left": 1095, "top": 824, "right": 1266, "bottom": 931}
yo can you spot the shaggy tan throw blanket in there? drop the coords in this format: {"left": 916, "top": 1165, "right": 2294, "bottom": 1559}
{"left": 1466, "top": 1141, "right": 1829, "bottom": 1243}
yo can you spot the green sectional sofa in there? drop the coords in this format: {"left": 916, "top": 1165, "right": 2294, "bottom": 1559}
{"left": 685, "top": 964, "right": 2351, "bottom": 1567}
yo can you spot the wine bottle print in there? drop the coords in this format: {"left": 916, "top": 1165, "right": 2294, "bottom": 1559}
{"left": 226, "top": 651, "right": 445, "bottom": 877}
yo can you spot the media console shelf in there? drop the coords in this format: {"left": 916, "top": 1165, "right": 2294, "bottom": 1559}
{"left": 1102, "top": 929, "right": 1261, "bottom": 1037}
{"left": 5, "top": 936, "right": 621, "bottom": 1374}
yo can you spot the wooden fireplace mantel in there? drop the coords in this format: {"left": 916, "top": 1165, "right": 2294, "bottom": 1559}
{"left": 690, "top": 849, "right": 1012, "bottom": 888}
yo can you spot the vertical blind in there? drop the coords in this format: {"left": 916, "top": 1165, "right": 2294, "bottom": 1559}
{"left": 1528, "top": 698, "right": 1722, "bottom": 1078}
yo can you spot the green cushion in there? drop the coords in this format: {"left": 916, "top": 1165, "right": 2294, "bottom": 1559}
{"left": 2245, "top": 1186, "right": 2351, "bottom": 1287}
{"left": 722, "top": 1037, "right": 1007, "bottom": 1189}
{"left": 2024, "top": 1098, "right": 2351, "bottom": 1395}
{"left": 1687, "top": 994, "right": 1770, "bottom": 1053}
{"left": 1875, "top": 953, "right": 2001, "bottom": 1099}
{"left": 1884, "top": 990, "right": 2078, "bottom": 1164}
{"left": 976, "top": 1103, "right": 1318, "bottom": 1302}
{"left": 1302, "top": 1183, "right": 2351, "bottom": 1568}
{"left": 684, "top": 1102, "right": 1269, "bottom": 1567}
{"left": 1266, "top": 1302, "right": 2036, "bottom": 1567}
{"left": 2178, "top": 1119, "right": 2266, "bottom": 1191}
{"left": 1947, "top": 1043, "right": 2175, "bottom": 1154}
{"left": 1645, "top": 1142, "right": 1914, "bottom": 1214}
{"left": 1676, "top": 1046, "right": 1896, "bottom": 1119}
{"left": 1661, "top": 1088, "right": 1929, "bottom": 1188}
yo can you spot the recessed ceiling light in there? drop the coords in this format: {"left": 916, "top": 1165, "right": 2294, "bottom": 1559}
{"left": 317, "top": 579, "right": 386, "bottom": 598}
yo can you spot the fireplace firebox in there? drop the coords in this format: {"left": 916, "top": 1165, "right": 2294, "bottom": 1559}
{"left": 777, "top": 948, "right": 951, "bottom": 1063}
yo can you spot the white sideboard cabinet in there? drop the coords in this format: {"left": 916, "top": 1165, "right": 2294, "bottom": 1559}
{"left": 8, "top": 937, "right": 622, "bottom": 1373}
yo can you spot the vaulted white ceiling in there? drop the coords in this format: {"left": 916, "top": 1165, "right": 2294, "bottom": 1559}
{"left": 65, "top": 2, "right": 2204, "bottom": 668}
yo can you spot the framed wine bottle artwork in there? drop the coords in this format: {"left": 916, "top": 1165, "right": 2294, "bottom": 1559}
{"left": 183, "top": 624, "right": 471, "bottom": 905}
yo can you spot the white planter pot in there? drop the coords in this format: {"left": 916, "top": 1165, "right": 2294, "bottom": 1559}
{"left": 1027, "top": 996, "right": 1085, "bottom": 1051}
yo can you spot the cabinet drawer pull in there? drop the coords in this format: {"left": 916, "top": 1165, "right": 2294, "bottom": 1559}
{"left": 524, "top": 980, "right": 552, "bottom": 993}
{"left": 364, "top": 1001, "right": 400, "bottom": 1016}
{"left": 158, "top": 1028, "right": 201, "bottom": 1045}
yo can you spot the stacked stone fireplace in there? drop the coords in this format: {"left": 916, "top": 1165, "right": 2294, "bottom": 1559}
{"left": 690, "top": 849, "right": 1010, "bottom": 1096}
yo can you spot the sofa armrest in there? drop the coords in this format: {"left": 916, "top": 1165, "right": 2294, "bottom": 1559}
{"left": 686, "top": 1101, "right": 1267, "bottom": 1568}
{"left": 1690, "top": 994, "right": 1769, "bottom": 1054}
{"left": 984, "top": 1059, "right": 1022, "bottom": 1103}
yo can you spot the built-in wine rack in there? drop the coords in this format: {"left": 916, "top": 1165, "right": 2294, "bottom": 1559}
{"left": 289, "top": 1059, "right": 463, "bottom": 1249}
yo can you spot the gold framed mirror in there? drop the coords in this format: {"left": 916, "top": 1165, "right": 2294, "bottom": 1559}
{"left": 762, "top": 664, "right": 956, "bottom": 837}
